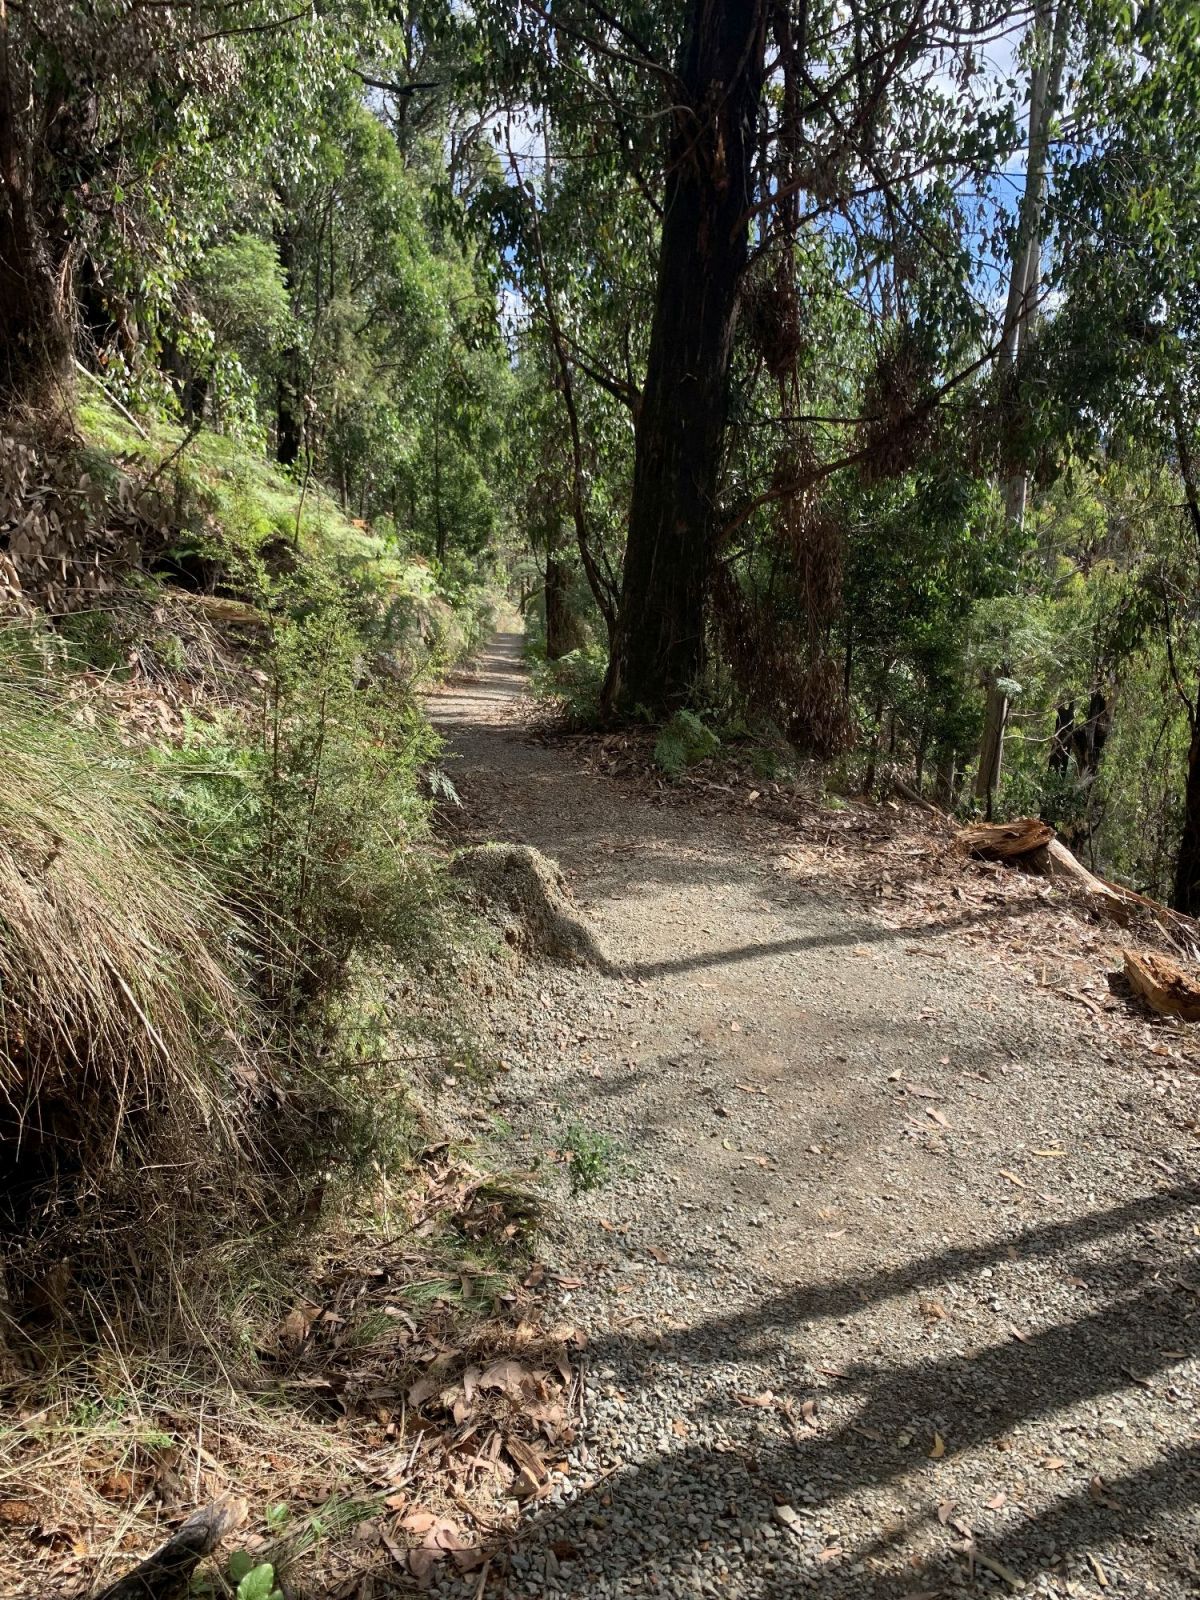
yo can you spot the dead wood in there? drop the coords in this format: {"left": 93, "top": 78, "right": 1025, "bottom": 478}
{"left": 1029, "top": 837, "right": 1131, "bottom": 921}
{"left": 957, "top": 820, "right": 1130, "bottom": 921}
{"left": 958, "top": 817, "right": 1054, "bottom": 859}
{"left": 91, "top": 1494, "right": 247, "bottom": 1600}
{"left": 1122, "top": 949, "right": 1200, "bottom": 1021}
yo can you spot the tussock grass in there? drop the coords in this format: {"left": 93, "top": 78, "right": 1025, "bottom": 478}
{"left": 0, "top": 644, "right": 260, "bottom": 1322}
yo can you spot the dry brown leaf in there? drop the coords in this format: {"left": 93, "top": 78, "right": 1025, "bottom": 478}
{"left": 998, "top": 1169, "right": 1026, "bottom": 1187}
{"left": 1089, "top": 1475, "right": 1121, "bottom": 1510}
{"left": 929, "top": 1431, "right": 946, "bottom": 1459}
{"left": 479, "top": 1358, "right": 533, "bottom": 1401}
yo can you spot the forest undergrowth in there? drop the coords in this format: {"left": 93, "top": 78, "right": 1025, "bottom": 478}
{"left": 0, "top": 399, "right": 571, "bottom": 1600}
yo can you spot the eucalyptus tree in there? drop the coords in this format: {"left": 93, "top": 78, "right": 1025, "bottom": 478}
{"left": 476, "top": 0, "right": 1058, "bottom": 723}
{"left": 0, "top": 0, "right": 317, "bottom": 412}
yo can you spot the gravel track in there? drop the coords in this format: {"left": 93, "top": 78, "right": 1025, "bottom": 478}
{"left": 428, "top": 630, "right": 1200, "bottom": 1600}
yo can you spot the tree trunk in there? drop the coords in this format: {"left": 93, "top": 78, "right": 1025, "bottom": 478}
{"left": 601, "top": 0, "right": 768, "bottom": 719}
{"left": 545, "top": 551, "right": 584, "bottom": 659}
{"left": 1049, "top": 701, "right": 1074, "bottom": 774}
{"left": 1169, "top": 395, "right": 1200, "bottom": 916}
{"left": 1175, "top": 704, "right": 1200, "bottom": 920}
{"left": 934, "top": 747, "right": 959, "bottom": 808}
{"left": 274, "top": 221, "right": 302, "bottom": 467}
{"left": 0, "top": 4, "right": 78, "bottom": 412}
{"left": 975, "top": 670, "right": 1011, "bottom": 819}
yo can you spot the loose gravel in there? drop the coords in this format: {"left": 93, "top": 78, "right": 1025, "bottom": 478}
{"left": 427, "top": 632, "right": 1200, "bottom": 1600}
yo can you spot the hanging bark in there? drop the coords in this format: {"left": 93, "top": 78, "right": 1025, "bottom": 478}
{"left": 601, "top": 0, "right": 769, "bottom": 719}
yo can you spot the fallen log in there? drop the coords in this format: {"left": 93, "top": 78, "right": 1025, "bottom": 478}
{"left": 1028, "top": 837, "right": 1130, "bottom": 921}
{"left": 958, "top": 817, "right": 1054, "bottom": 859}
{"left": 92, "top": 1494, "right": 247, "bottom": 1600}
{"left": 957, "top": 819, "right": 1129, "bottom": 921}
{"left": 1123, "top": 949, "right": 1200, "bottom": 1021}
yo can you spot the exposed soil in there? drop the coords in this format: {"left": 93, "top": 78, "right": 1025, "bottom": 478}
{"left": 428, "top": 628, "right": 1200, "bottom": 1600}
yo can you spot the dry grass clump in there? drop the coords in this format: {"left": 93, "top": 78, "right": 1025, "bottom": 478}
{"left": 0, "top": 643, "right": 261, "bottom": 1324}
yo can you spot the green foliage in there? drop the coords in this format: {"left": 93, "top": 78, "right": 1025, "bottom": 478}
{"left": 654, "top": 710, "right": 720, "bottom": 779}
{"left": 158, "top": 590, "right": 442, "bottom": 1032}
{"left": 227, "top": 1553, "right": 283, "bottom": 1600}
{"left": 559, "top": 1124, "right": 621, "bottom": 1197}
{"left": 530, "top": 644, "right": 609, "bottom": 728}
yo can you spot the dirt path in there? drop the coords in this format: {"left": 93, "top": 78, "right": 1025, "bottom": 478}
{"left": 430, "top": 630, "right": 1199, "bottom": 1600}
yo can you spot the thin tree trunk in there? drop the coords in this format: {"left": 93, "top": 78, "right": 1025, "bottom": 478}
{"left": 1174, "top": 704, "right": 1200, "bottom": 917}
{"left": 975, "top": 670, "right": 1011, "bottom": 820}
{"left": 544, "top": 550, "right": 584, "bottom": 659}
{"left": 934, "top": 747, "right": 959, "bottom": 808}
{"left": 275, "top": 221, "right": 302, "bottom": 467}
{"left": 601, "top": 0, "right": 769, "bottom": 719}
{"left": 1170, "top": 391, "right": 1200, "bottom": 914}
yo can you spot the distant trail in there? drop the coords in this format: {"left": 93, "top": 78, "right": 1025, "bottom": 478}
{"left": 429, "top": 628, "right": 1199, "bottom": 1600}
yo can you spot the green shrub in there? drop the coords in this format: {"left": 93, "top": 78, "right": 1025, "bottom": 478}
{"left": 654, "top": 709, "right": 720, "bottom": 777}
{"left": 159, "top": 593, "right": 442, "bottom": 1029}
{"left": 530, "top": 644, "right": 608, "bottom": 728}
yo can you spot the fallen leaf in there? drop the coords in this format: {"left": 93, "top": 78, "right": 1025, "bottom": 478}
{"left": 1042, "top": 1456, "right": 1066, "bottom": 1471}
{"left": 400, "top": 1510, "right": 438, "bottom": 1535}
{"left": 1031, "top": 1148, "right": 1067, "bottom": 1158}
{"left": 998, "top": 1170, "right": 1026, "bottom": 1187}
{"left": 480, "top": 1359, "right": 533, "bottom": 1401}
{"left": 929, "top": 1431, "right": 946, "bottom": 1459}
{"left": 408, "top": 1547, "right": 440, "bottom": 1581}
{"left": 905, "top": 1083, "right": 940, "bottom": 1098}
{"left": 817, "top": 1545, "right": 844, "bottom": 1563}
{"left": 735, "top": 1391, "right": 776, "bottom": 1409}
{"left": 0, "top": 1501, "right": 38, "bottom": 1525}
{"left": 926, "top": 1107, "right": 949, "bottom": 1128}
{"left": 645, "top": 1245, "right": 670, "bottom": 1265}
{"left": 985, "top": 1491, "right": 1007, "bottom": 1509}
{"left": 671, "top": 1418, "right": 688, "bottom": 1437}
{"left": 1089, "top": 1475, "right": 1121, "bottom": 1510}
{"left": 937, "top": 1499, "right": 956, "bottom": 1525}
{"left": 278, "top": 1302, "right": 320, "bottom": 1344}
